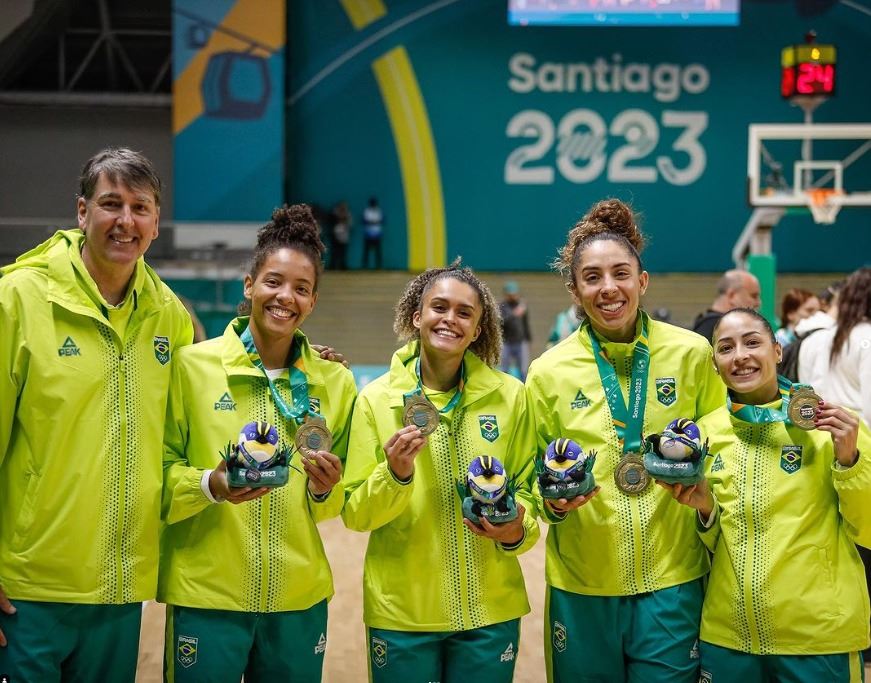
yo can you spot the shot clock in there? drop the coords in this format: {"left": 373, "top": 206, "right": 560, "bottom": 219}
{"left": 781, "top": 32, "right": 836, "bottom": 101}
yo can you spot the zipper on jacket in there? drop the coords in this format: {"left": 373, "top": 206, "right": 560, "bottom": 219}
{"left": 115, "top": 343, "right": 128, "bottom": 602}
{"left": 447, "top": 416, "right": 473, "bottom": 629}
{"left": 742, "top": 424, "right": 761, "bottom": 652}
{"left": 259, "top": 398, "right": 278, "bottom": 612}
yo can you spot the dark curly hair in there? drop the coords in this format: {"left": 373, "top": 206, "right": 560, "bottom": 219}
{"left": 393, "top": 258, "right": 502, "bottom": 367}
{"left": 239, "top": 204, "right": 326, "bottom": 314}
{"left": 553, "top": 198, "right": 646, "bottom": 288}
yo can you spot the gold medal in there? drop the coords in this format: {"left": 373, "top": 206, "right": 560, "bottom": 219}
{"left": 403, "top": 395, "right": 439, "bottom": 436}
{"left": 614, "top": 453, "right": 650, "bottom": 494}
{"left": 788, "top": 387, "right": 821, "bottom": 431}
{"left": 295, "top": 415, "right": 333, "bottom": 458}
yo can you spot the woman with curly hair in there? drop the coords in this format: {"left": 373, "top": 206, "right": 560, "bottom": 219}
{"left": 525, "top": 199, "right": 725, "bottom": 682}
{"left": 342, "top": 260, "right": 539, "bottom": 683}
{"left": 159, "top": 204, "right": 357, "bottom": 681}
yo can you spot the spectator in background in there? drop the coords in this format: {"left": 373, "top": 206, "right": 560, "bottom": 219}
{"left": 499, "top": 280, "right": 532, "bottom": 380}
{"left": 774, "top": 287, "right": 819, "bottom": 346}
{"left": 815, "top": 268, "right": 871, "bottom": 428}
{"left": 796, "top": 280, "right": 843, "bottom": 387}
{"left": 546, "top": 304, "right": 583, "bottom": 349}
{"left": 330, "top": 200, "right": 351, "bottom": 270}
{"left": 692, "top": 269, "right": 761, "bottom": 343}
{"left": 361, "top": 196, "right": 384, "bottom": 269}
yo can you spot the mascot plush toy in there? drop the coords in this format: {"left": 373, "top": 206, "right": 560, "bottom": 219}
{"left": 222, "top": 421, "right": 293, "bottom": 488}
{"left": 642, "top": 418, "right": 708, "bottom": 486}
{"left": 535, "top": 438, "right": 597, "bottom": 500}
{"left": 456, "top": 456, "right": 519, "bottom": 525}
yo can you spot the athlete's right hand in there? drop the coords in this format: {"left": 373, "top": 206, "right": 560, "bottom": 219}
{"left": 545, "top": 487, "right": 600, "bottom": 516}
{"left": 384, "top": 425, "right": 427, "bottom": 481}
{"left": 0, "top": 583, "right": 16, "bottom": 647}
{"left": 208, "top": 459, "right": 270, "bottom": 504}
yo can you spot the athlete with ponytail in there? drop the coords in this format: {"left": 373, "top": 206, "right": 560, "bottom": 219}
{"left": 159, "top": 205, "right": 357, "bottom": 681}
{"left": 525, "top": 199, "right": 725, "bottom": 682}
{"left": 666, "top": 307, "right": 871, "bottom": 683}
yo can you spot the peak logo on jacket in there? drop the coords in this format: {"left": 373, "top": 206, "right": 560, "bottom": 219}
{"left": 214, "top": 392, "right": 237, "bottom": 411}
{"left": 570, "top": 389, "right": 591, "bottom": 409}
{"left": 58, "top": 336, "right": 81, "bottom": 356}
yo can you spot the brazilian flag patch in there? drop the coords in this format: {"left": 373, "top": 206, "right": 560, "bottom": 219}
{"left": 177, "top": 635, "right": 197, "bottom": 668}
{"left": 154, "top": 336, "right": 170, "bottom": 365}
{"left": 309, "top": 397, "right": 321, "bottom": 414}
{"left": 371, "top": 636, "right": 387, "bottom": 668}
{"left": 479, "top": 414, "right": 499, "bottom": 442}
{"left": 780, "top": 445, "right": 802, "bottom": 474}
{"left": 656, "top": 377, "right": 677, "bottom": 406}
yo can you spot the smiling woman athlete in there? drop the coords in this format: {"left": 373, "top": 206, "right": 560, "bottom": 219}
{"left": 525, "top": 199, "right": 725, "bottom": 682}
{"left": 342, "top": 261, "right": 539, "bottom": 683}
{"left": 664, "top": 307, "right": 871, "bottom": 683}
{"left": 158, "top": 205, "right": 357, "bottom": 682}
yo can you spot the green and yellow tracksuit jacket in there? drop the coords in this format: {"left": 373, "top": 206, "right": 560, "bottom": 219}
{"left": 342, "top": 341, "right": 540, "bottom": 632}
{"left": 525, "top": 319, "right": 725, "bottom": 596}
{"left": 158, "top": 319, "right": 357, "bottom": 613}
{"left": 698, "top": 403, "right": 871, "bottom": 654}
{"left": 0, "top": 229, "right": 193, "bottom": 604}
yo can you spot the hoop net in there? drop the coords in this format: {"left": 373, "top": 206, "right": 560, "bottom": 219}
{"left": 804, "top": 188, "right": 842, "bottom": 224}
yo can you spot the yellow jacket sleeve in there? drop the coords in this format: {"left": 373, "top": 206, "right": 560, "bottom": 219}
{"left": 832, "top": 421, "right": 871, "bottom": 548}
{"left": 162, "top": 351, "right": 212, "bottom": 526}
{"left": 342, "top": 394, "right": 415, "bottom": 531}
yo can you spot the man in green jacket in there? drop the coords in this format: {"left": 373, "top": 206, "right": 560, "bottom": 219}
{"left": 0, "top": 148, "right": 194, "bottom": 680}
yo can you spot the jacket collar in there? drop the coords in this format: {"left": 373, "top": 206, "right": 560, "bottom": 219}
{"left": 221, "top": 316, "right": 326, "bottom": 386}
{"left": 386, "top": 340, "right": 503, "bottom": 409}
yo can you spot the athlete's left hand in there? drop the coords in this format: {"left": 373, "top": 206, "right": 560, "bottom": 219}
{"left": 815, "top": 400, "right": 860, "bottom": 467}
{"left": 311, "top": 344, "right": 349, "bottom": 368}
{"left": 304, "top": 450, "right": 343, "bottom": 496}
{"left": 464, "top": 503, "right": 526, "bottom": 546}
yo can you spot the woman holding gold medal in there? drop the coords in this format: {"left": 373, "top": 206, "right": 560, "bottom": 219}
{"left": 663, "top": 308, "right": 871, "bottom": 683}
{"left": 158, "top": 205, "right": 357, "bottom": 682}
{"left": 525, "top": 199, "right": 725, "bottom": 682}
{"left": 342, "top": 261, "right": 539, "bottom": 683}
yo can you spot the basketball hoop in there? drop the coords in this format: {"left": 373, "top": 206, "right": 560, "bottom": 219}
{"left": 804, "top": 188, "right": 842, "bottom": 224}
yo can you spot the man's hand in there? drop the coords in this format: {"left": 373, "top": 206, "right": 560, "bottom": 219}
{"left": 303, "top": 451, "right": 343, "bottom": 497}
{"left": 0, "top": 584, "right": 16, "bottom": 647}
{"left": 208, "top": 459, "right": 270, "bottom": 504}
{"left": 464, "top": 504, "right": 527, "bottom": 546}
{"left": 311, "top": 344, "right": 349, "bottom": 369}
{"left": 384, "top": 425, "right": 427, "bottom": 481}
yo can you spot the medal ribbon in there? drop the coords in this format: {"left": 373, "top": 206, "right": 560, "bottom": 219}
{"left": 402, "top": 355, "right": 466, "bottom": 414}
{"left": 240, "top": 324, "right": 309, "bottom": 424}
{"left": 585, "top": 312, "right": 651, "bottom": 455}
{"left": 727, "top": 375, "right": 813, "bottom": 425}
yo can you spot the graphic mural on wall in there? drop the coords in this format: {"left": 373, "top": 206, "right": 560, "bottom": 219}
{"left": 293, "top": 1, "right": 869, "bottom": 271}
{"left": 173, "top": 0, "right": 285, "bottom": 222}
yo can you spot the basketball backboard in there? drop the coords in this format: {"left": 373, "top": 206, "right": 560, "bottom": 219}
{"left": 747, "top": 123, "right": 871, "bottom": 224}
